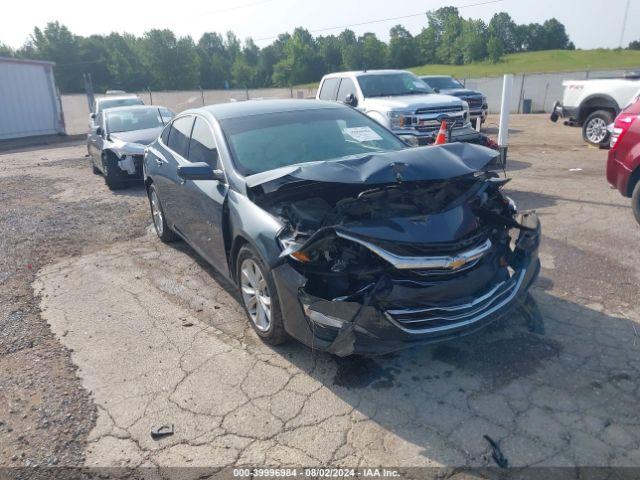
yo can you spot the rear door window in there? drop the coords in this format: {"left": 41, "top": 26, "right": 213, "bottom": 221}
{"left": 188, "top": 117, "right": 219, "bottom": 168}
{"left": 167, "top": 116, "right": 194, "bottom": 158}
{"left": 319, "top": 78, "right": 339, "bottom": 101}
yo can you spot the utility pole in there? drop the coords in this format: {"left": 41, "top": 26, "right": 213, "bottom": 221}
{"left": 619, "top": 0, "right": 630, "bottom": 48}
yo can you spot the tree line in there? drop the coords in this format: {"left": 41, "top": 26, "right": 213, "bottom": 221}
{"left": 0, "top": 8, "right": 577, "bottom": 93}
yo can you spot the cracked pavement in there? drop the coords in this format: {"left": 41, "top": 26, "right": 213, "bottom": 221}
{"left": 6, "top": 115, "right": 640, "bottom": 469}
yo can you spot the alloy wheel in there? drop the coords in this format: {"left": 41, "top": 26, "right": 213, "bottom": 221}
{"left": 240, "top": 258, "right": 271, "bottom": 332}
{"left": 585, "top": 117, "right": 607, "bottom": 144}
{"left": 150, "top": 190, "right": 164, "bottom": 237}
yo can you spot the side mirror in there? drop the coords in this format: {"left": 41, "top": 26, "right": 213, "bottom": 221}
{"left": 95, "top": 126, "right": 104, "bottom": 137}
{"left": 177, "top": 162, "right": 225, "bottom": 182}
{"left": 433, "top": 88, "right": 440, "bottom": 93}
{"left": 90, "top": 113, "right": 96, "bottom": 119}
{"left": 344, "top": 93, "right": 358, "bottom": 107}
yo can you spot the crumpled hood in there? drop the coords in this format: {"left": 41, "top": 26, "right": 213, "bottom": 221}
{"left": 335, "top": 204, "right": 481, "bottom": 244}
{"left": 246, "top": 142, "right": 499, "bottom": 194}
{"left": 109, "top": 126, "right": 163, "bottom": 148}
{"left": 364, "top": 93, "right": 463, "bottom": 111}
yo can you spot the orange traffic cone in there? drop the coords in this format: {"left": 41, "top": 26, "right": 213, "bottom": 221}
{"left": 434, "top": 120, "right": 447, "bottom": 145}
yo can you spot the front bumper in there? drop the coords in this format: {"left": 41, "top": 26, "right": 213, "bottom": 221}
{"left": 116, "top": 154, "right": 144, "bottom": 179}
{"left": 272, "top": 212, "right": 541, "bottom": 356}
{"left": 606, "top": 149, "right": 632, "bottom": 197}
{"left": 550, "top": 101, "right": 579, "bottom": 124}
{"left": 469, "top": 108, "right": 488, "bottom": 122}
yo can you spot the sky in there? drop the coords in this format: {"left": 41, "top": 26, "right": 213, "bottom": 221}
{"left": 1, "top": 0, "right": 639, "bottom": 50}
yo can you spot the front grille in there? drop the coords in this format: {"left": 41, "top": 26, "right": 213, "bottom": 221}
{"left": 385, "top": 271, "right": 524, "bottom": 333}
{"left": 375, "top": 230, "right": 489, "bottom": 257}
{"left": 414, "top": 119, "right": 465, "bottom": 132}
{"left": 415, "top": 105, "right": 463, "bottom": 115}
{"left": 463, "top": 96, "right": 484, "bottom": 109}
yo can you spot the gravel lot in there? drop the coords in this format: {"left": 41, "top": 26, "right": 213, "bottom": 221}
{"left": 1, "top": 115, "right": 639, "bottom": 471}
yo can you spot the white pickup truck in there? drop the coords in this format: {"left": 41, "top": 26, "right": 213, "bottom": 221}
{"left": 550, "top": 76, "right": 640, "bottom": 146}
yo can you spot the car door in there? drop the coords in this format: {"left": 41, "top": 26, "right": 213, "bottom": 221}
{"left": 153, "top": 115, "right": 194, "bottom": 231}
{"left": 175, "top": 116, "right": 230, "bottom": 274}
{"left": 88, "top": 113, "right": 105, "bottom": 168}
{"left": 336, "top": 77, "right": 358, "bottom": 105}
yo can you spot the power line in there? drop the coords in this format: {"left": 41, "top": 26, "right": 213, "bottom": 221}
{"left": 254, "top": 0, "right": 505, "bottom": 42}
{"left": 196, "top": 0, "right": 279, "bottom": 16}
{"left": 619, "top": 0, "right": 630, "bottom": 48}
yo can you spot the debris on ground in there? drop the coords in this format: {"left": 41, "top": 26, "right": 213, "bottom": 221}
{"left": 483, "top": 434, "right": 508, "bottom": 468}
{"left": 150, "top": 424, "right": 174, "bottom": 440}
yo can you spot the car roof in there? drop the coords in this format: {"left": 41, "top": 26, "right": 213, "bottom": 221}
{"left": 323, "top": 69, "right": 414, "bottom": 78}
{"left": 186, "top": 99, "right": 346, "bottom": 121}
{"left": 104, "top": 105, "right": 168, "bottom": 114}
{"left": 420, "top": 75, "right": 452, "bottom": 78}
{"left": 96, "top": 95, "right": 141, "bottom": 103}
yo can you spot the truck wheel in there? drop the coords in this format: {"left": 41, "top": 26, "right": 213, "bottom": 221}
{"left": 632, "top": 181, "right": 640, "bottom": 226}
{"left": 582, "top": 110, "right": 613, "bottom": 146}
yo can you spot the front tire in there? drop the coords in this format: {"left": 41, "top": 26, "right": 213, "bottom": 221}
{"left": 148, "top": 184, "right": 178, "bottom": 243}
{"left": 582, "top": 110, "right": 613, "bottom": 147}
{"left": 102, "top": 153, "right": 126, "bottom": 190}
{"left": 632, "top": 181, "right": 640, "bottom": 226}
{"left": 236, "top": 245, "right": 288, "bottom": 345}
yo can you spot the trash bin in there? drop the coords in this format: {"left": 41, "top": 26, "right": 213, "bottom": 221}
{"left": 522, "top": 99, "right": 532, "bottom": 114}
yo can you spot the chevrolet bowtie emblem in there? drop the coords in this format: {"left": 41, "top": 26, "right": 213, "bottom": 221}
{"left": 449, "top": 258, "right": 468, "bottom": 269}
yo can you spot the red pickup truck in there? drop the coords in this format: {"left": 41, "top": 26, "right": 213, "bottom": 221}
{"left": 606, "top": 92, "right": 640, "bottom": 225}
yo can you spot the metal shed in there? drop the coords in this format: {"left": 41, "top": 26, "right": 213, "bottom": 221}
{"left": 0, "top": 57, "right": 65, "bottom": 140}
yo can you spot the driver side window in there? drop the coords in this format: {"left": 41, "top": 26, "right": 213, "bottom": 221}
{"left": 337, "top": 78, "right": 357, "bottom": 103}
{"left": 188, "top": 117, "right": 219, "bottom": 168}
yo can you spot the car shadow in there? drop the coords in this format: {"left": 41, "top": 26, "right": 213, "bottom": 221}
{"left": 507, "top": 190, "right": 629, "bottom": 212}
{"left": 504, "top": 158, "right": 532, "bottom": 172}
{"left": 270, "top": 287, "right": 639, "bottom": 466}
{"left": 167, "top": 234, "right": 639, "bottom": 465}
{"left": 110, "top": 183, "right": 148, "bottom": 198}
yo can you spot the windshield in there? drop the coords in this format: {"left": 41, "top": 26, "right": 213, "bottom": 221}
{"left": 97, "top": 97, "right": 143, "bottom": 113}
{"left": 357, "top": 73, "right": 433, "bottom": 97}
{"left": 106, "top": 108, "right": 173, "bottom": 133}
{"left": 220, "top": 107, "right": 406, "bottom": 176}
{"left": 421, "top": 77, "right": 464, "bottom": 90}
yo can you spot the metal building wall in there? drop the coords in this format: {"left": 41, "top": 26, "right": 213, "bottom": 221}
{"left": 0, "top": 57, "right": 65, "bottom": 140}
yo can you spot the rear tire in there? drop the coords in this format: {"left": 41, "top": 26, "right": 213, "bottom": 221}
{"left": 236, "top": 245, "right": 288, "bottom": 346}
{"left": 582, "top": 110, "right": 613, "bottom": 147}
{"left": 148, "top": 184, "right": 178, "bottom": 242}
{"left": 632, "top": 181, "right": 640, "bottom": 226}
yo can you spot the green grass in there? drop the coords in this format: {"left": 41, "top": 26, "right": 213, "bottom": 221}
{"left": 409, "top": 49, "right": 640, "bottom": 78}
{"left": 296, "top": 49, "right": 640, "bottom": 89}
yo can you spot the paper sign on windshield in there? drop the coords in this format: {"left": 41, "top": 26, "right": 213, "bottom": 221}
{"left": 343, "top": 127, "right": 383, "bottom": 142}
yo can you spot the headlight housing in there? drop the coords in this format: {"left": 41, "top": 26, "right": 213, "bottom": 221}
{"left": 388, "top": 110, "right": 415, "bottom": 129}
{"left": 278, "top": 235, "right": 311, "bottom": 262}
{"left": 461, "top": 101, "right": 470, "bottom": 122}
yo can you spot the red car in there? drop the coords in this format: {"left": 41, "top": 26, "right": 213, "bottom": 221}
{"left": 607, "top": 92, "right": 640, "bottom": 225}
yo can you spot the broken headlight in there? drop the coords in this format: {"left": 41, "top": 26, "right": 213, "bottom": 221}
{"left": 278, "top": 235, "right": 312, "bottom": 263}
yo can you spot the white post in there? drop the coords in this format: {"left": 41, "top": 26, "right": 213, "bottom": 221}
{"left": 498, "top": 74, "right": 513, "bottom": 167}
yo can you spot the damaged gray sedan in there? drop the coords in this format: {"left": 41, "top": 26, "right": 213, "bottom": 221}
{"left": 144, "top": 100, "right": 540, "bottom": 356}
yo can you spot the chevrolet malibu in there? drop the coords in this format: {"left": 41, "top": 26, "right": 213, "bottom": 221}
{"left": 143, "top": 100, "right": 540, "bottom": 356}
{"left": 88, "top": 105, "right": 174, "bottom": 189}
